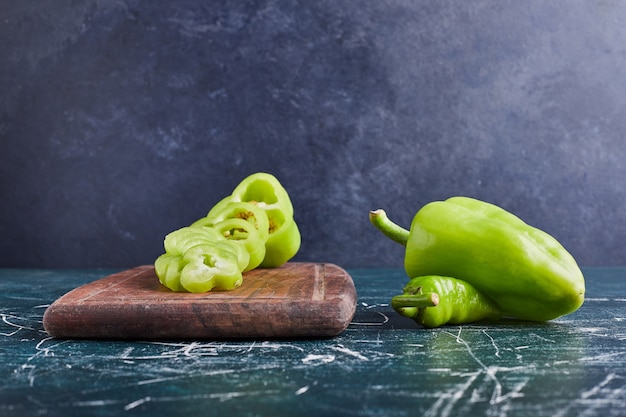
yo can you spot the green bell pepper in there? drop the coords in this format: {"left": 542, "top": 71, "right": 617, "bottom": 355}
{"left": 370, "top": 196, "right": 585, "bottom": 322}
{"left": 391, "top": 275, "right": 502, "bottom": 328}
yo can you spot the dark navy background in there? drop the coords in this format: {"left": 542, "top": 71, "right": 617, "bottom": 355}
{"left": 2, "top": 1, "right": 625, "bottom": 268}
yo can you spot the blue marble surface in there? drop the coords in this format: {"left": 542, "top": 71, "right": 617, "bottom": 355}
{"left": 1, "top": 1, "right": 625, "bottom": 268}
{"left": 1, "top": 267, "right": 626, "bottom": 417}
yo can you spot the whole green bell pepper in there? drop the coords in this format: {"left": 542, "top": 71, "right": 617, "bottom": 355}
{"left": 370, "top": 197, "right": 585, "bottom": 322}
{"left": 391, "top": 275, "right": 502, "bottom": 328}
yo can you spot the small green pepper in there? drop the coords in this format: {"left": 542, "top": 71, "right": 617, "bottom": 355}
{"left": 370, "top": 197, "right": 585, "bottom": 322}
{"left": 391, "top": 275, "right": 502, "bottom": 328}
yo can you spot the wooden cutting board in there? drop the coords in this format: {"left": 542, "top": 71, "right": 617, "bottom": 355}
{"left": 43, "top": 262, "right": 357, "bottom": 340}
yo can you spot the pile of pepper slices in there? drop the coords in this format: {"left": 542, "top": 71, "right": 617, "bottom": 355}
{"left": 154, "top": 172, "right": 300, "bottom": 293}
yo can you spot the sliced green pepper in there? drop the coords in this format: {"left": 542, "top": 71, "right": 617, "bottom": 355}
{"left": 154, "top": 253, "right": 185, "bottom": 292}
{"left": 179, "top": 243, "right": 243, "bottom": 292}
{"left": 207, "top": 172, "right": 300, "bottom": 267}
{"left": 163, "top": 226, "right": 224, "bottom": 256}
{"left": 203, "top": 201, "right": 270, "bottom": 243}
{"left": 211, "top": 218, "right": 266, "bottom": 272}
{"left": 260, "top": 207, "right": 301, "bottom": 268}
{"left": 370, "top": 196, "right": 585, "bottom": 322}
{"left": 229, "top": 172, "right": 294, "bottom": 218}
{"left": 156, "top": 226, "right": 248, "bottom": 292}
{"left": 391, "top": 275, "right": 502, "bottom": 328}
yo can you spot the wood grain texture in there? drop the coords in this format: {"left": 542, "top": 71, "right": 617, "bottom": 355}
{"left": 42, "top": 262, "right": 356, "bottom": 340}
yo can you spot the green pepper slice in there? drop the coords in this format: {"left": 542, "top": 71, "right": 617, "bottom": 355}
{"left": 260, "top": 207, "right": 301, "bottom": 268}
{"left": 203, "top": 201, "right": 270, "bottom": 243}
{"left": 156, "top": 226, "right": 248, "bottom": 291}
{"left": 229, "top": 172, "right": 294, "bottom": 218}
{"left": 206, "top": 173, "right": 300, "bottom": 267}
{"left": 179, "top": 243, "right": 243, "bottom": 292}
{"left": 154, "top": 253, "right": 186, "bottom": 292}
{"left": 211, "top": 218, "right": 266, "bottom": 272}
{"left": 163, "top": 226, "right": 224, "bottom": 256}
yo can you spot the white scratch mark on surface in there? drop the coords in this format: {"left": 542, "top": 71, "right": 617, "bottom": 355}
{"left": 530, "top": 333, "right": 556, "bottom": 343}
{"left": 136, "top": 369, "right": 239, "bottom": 386}
{"left": 124, "top": 396, "right": 151, "bottom": 411}
{"left": 295, "top": 385, "right": 309, "bottom": 395}
{"left": 120, "top": 347, "right": 134, "bottom": 358}
{"left": 13, "top": 337, "right": 71, "bottom": 387}
{"left": 553, "top": 373, "right": 625, "bottom": 417}
{"left": 482, "top": 330, "right": 500, "bottom": 358}
{"left": 301, "top": 354, "right": 335, "bottom": 365}
{"left": 73, "top": 399, "right": 123, "bottom": 407}
{"left": 120, "top": 390, "right": 281, "bottom": 410}
{"left": 350, "top": 311, "right": 390, "bottom": 326}
{"left": 1, "top": 313, "right": 39, "bottom": 336}
{"left": 361, "top": 303, "right": 389, "bottom": 310}
{"left": 425, "top": 371, "right": 481, "bottom": 417}
{"left": 443, "top": 329, "right": 527, "bottom": 408}
{"left": 331, "top": 345, "right": 369, "bottom": 361}
{"left": 581, "top": 373, "right": 618, "bottom": 399}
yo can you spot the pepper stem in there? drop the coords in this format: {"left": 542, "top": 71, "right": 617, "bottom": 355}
{"left": 391, "top": 293, "right": 440, "bottom": 310}
{"left": 369, "top": 209, "right": 410, "bottom": 246}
